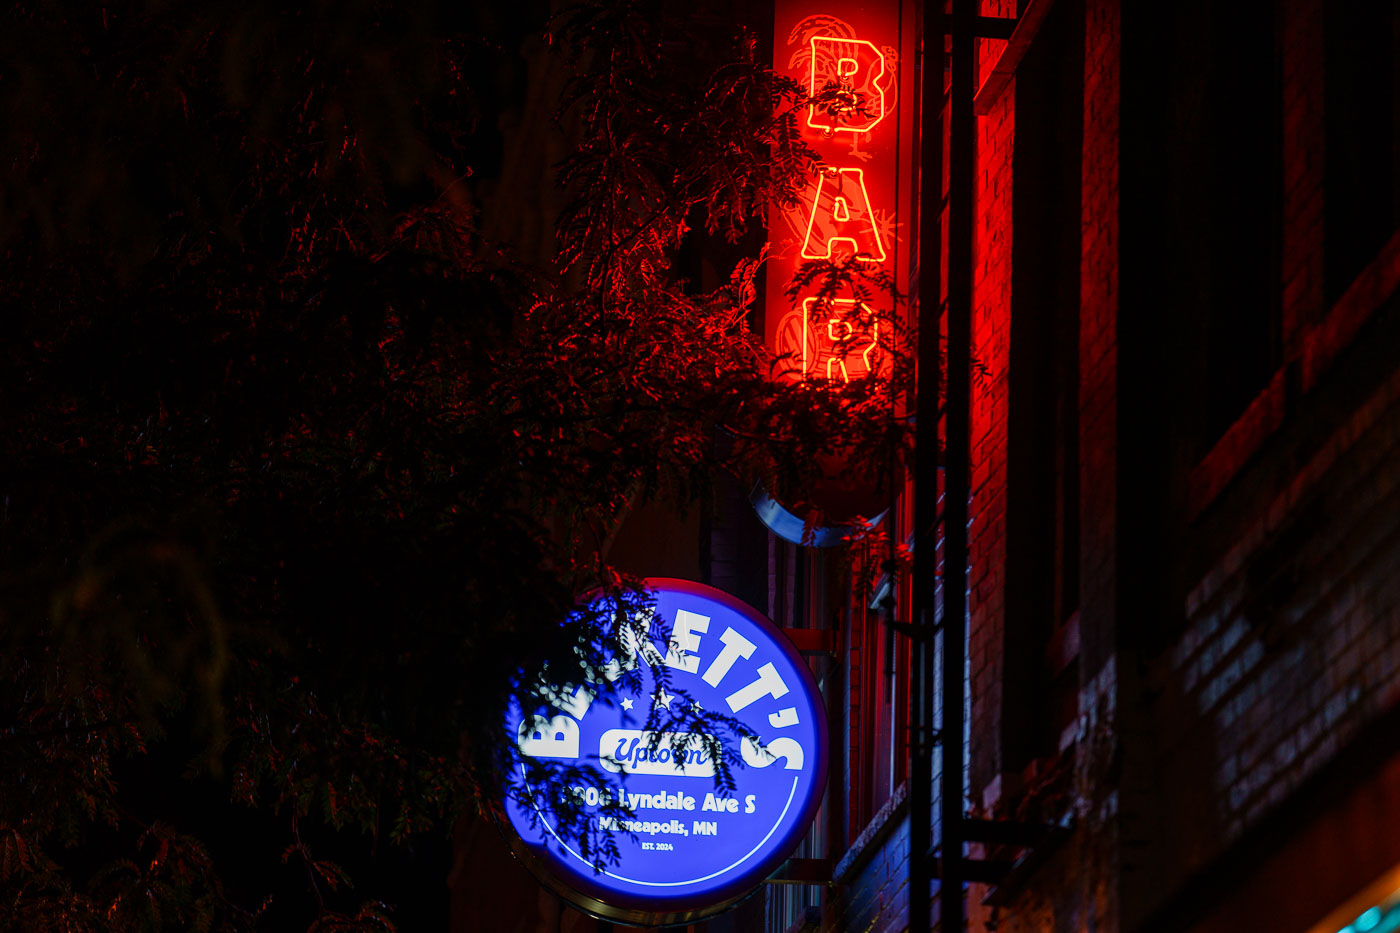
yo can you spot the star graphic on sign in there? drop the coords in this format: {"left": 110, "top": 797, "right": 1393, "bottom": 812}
{"left": 653, "top": 690, "right": 674, "bottom": 710}
{"left": 691, "top": 700, "right": 703, "bottom": 712}
{"left": 621, "top": 697, "right": 635, "bottom": 711}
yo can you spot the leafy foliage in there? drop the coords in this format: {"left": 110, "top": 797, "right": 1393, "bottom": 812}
{"left": 0, "top": 0, "right": 913, "bottom": 929}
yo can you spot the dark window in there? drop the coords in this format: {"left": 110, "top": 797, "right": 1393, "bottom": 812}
{"left": 1201, "top": 0, "right": 1283, "bottom": 445}
{"left": 1325, "top": 4, "right": 1400, "bottom": 304}
{"left": 1005, "top": 0, "right": 1083, "bottom": 773}
{"left": 846, "top": 532, "right": 910, "bottom": 843}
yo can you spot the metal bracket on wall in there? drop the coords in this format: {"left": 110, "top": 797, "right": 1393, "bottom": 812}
{"left": 912, "top": 727, "right": 944, "bottom": 754}
{"left": 884, "top": 618, "right": 923, "bottom": 639}
{"left": 921, "top": 816, "right": 1068, "bottom": 887}
{"left": 973, "top": 0, "right": 1058, "bottom": 114}
{"left": 980, "top": 816, "right": 1075, "bottom": 907}
{"left": 921, "top": 816, "right": 1074, "bottom": 905}
{"left": 764, "top": 857, "right": 833, "bottom": 885}
{"left": 869, "top": 532, "right": 918, "bottom": 611}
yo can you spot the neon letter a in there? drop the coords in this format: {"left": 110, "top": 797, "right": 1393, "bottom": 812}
{"left": 801, "top": 168, "right": 886, "bottom": 263}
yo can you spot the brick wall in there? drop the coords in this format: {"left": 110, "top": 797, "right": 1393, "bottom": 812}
{"left": 1144, "top": 359, "right": 1400, "bottom": 927}
{"left": 1119, "top": 0, "right": 1400, "bottom": 925}
{"left": 970, "top": 0, "right": 1123, "bottom": 929}
{"left": 826, "top": 809, "right": 915, "bottom": 933}
{"left": 1076, "top": 0, "right": 1119, "bottom": 683}
{"left": 1068, "top": 5, "right": 1123, "bottom": 925}
{"left": 968, "top": 70, "right": 1015, "bottom": 796}
{"left": 920, "top": 0, "right": 1400, "bottom": 928}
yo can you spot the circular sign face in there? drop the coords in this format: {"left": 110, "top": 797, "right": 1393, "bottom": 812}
{"left": 500, "top": 579, "right": 828, "bottom": 926}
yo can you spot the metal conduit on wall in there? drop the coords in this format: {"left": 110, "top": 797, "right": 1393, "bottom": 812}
{"left": 910, "top": 0, "right": 973, "bottom": 929}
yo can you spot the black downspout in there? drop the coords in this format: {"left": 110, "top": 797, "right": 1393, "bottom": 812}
{"left": 941, "top": 0, "right": 974, "bottom": 930}
{"left": 910, "top": 0, "right": 946, "bottom": 931}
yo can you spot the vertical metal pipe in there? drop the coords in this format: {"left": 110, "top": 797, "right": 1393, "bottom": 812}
{"left": 941, "top": 0, "right": 975, "bottom": 925}
{"left": 910, "top": 0, "right": 946, "bottom": 931}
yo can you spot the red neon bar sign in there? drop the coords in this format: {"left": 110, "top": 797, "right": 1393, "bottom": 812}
{"left": 767, "top": 3, "right": 913, "bottom": 385}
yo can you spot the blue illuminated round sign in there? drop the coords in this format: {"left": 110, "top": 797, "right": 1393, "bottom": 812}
{"left": 500, "top": 579, "right": 828, "bottom": 926}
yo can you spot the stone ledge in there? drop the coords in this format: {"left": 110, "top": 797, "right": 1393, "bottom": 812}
{"left": 833, "top": 780, "right": 911, "bottom": 885}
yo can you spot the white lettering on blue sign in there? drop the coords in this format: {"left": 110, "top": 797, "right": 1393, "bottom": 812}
{"left": 502, "top": 579, "right": 828, "bottom": 921}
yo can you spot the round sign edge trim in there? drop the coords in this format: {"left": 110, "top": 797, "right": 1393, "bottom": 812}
{"left": 495, "top": 577, "right": 830, "bottom": 923}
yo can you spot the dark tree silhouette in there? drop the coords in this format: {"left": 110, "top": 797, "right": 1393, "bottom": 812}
{"left": 0, "top": 1, "right": 910, "bottom": 928}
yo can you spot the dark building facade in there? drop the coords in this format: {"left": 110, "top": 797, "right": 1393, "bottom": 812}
{"left": 820, "top": 1, "right": 1400, "bottom": 932}
{"left": 455, "top": 1, "right": 1400, "bottom": 930}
